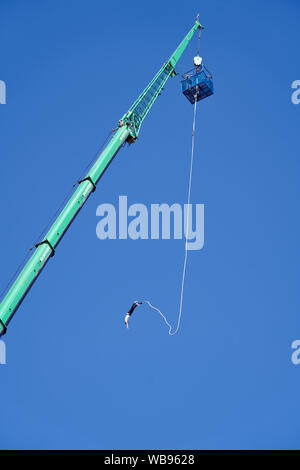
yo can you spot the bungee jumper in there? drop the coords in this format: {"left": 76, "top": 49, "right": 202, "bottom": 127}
{"left": 124, "top": 301, "right": 143, "bottom": 329}
{"left": 124, "top": 299, "right": 174, "bottom": 334}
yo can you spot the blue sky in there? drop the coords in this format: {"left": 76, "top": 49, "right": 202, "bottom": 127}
{"left": 0, "top": 0, "right": 300, "bottom": 450}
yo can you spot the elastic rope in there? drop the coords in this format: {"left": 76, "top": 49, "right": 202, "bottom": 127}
{"left": 141, "top": 95, "right": 198, "bottom": 335}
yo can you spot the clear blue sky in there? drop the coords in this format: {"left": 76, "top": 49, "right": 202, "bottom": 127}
{"left": 0, "top": 0, "right": 299, "bottom": 450}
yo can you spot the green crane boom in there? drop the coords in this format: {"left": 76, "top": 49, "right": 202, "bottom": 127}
{"left": 0, "top": 18, "right": 203, "bottom": 337}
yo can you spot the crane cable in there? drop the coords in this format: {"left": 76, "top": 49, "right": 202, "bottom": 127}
{"left": 0, "top": 130, "right": 114, "bottom": 303}
{"left": 197, "top": 27, "right": 202, "bottom": 57}
{"left": 130, "top": 91, "right": 199, "bottom": 335}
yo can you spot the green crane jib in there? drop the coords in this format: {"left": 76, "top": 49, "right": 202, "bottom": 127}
{"left": 0, "top": 19, "right": 203, "bottom": 337}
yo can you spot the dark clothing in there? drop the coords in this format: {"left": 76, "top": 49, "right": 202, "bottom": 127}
{"left": 127, "top": 301, "right": 142, "bottom": 316}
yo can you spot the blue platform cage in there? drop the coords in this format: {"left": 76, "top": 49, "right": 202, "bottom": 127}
{"left": 181, "top": 65, "right": 214, "bottom": 104}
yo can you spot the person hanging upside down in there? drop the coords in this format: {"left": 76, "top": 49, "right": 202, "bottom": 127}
{"left": 125, "top": 301, "right": 143, "bottom": 329}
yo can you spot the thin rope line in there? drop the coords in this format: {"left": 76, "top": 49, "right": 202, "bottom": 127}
{"left": 174, "top": 93, "right": 198, "bottom": 334}
{"left": 141, "top": 95, "right": 198, "bottom": 335}
{"left": 32, "top": 130, "right": 114, "bottom": 246}
{"left": 197, "top": 28, "right": 202, "bottom": 57}
{"left": 141, "top": 300, "right": 173, "bottom": 334}
{"left": 0, "top": 131, "right": 114, "bottom": 303}
{"left": 0, "top": 250, "right": 32, "bottom": 302}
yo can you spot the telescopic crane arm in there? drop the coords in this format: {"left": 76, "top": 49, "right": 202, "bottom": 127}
{"left": 0, "top": 18, "right": 203, "bottom": 337}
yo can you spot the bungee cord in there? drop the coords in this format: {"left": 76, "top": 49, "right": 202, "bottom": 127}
{"left": 125, "top": 93, "right": 199, "bottom": 335}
